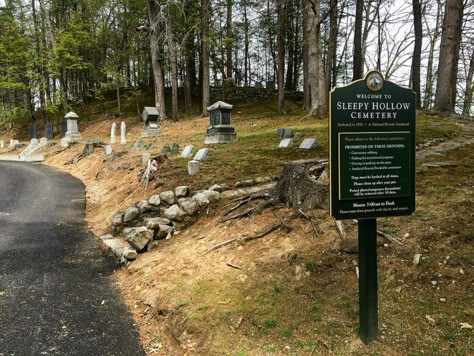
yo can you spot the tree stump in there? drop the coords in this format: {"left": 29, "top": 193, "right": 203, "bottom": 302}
{"left": 274, "top": 159, "right": 329, "bottom": 212}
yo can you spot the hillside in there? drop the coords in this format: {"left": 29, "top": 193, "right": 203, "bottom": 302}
{"left": 0, "top": 97, "right": 472, "bottom": 355}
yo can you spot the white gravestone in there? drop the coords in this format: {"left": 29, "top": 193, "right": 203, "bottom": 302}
{"left": 9, "top": 139, "right": 14, "bottom": 148}
{"left": 181, "top": 145, "right": 194, "bottom": 158}
{"left": 30, "top": 138, "right": 38, "bottom": 145}
{"left": 0, "top": 140, "right": 4, "bottom": 149}
{"left": 105, "top": 145, "right": 113, "bottom": 155}
{"left": 193, "top": 148, "right": 209, "bottom": 161}
{"left": 279, "top": 138, "right": 293, "bottom": 148}
{"left": 60, "top": 138, "right": 69, "bottom": 148}
{"left": 188, "top": 160, "right": 200, "bottom": 175}
{"left": 120, "top": 122, "right": 127, "bottom": 145}
{"left": 40, "top": 137, "right": 48, "bottom": 145}
{"left": 299, "top": 138, "right": 317, "bottom": 149}
{"left": 110, "top": 122, "right": 117, "bottom": 144}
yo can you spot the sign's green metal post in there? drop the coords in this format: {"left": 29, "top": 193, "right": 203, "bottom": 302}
{"left": 329, "top": 70, "right": 416, "bottom": 344}
{"left": 358, "top": 218, "right": 378, "bottom": 344}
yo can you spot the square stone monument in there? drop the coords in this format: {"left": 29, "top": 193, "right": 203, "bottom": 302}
{"left": 204, "top": 101, "right": 236, "bottom": 144}
{"left": 141, "top": 106, "right": 160, "bottom": 137}
{"left": 45, "top": 122, "right": 54, "bottom": 139}
{"left": 64, "top": 111, "right": 81, "bottom": 142}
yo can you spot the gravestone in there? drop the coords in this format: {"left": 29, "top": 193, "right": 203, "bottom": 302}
{"left": 170, "top": 143, "right": 179, "bottom": 155}
{"left": 161, "top": 145, "right": 171, "bottom": 154}
{"left": 181, "top": 145, "right": 194, "bottom": 158}
{"left": 105, "top": 145, "right": 113, "bottom": 155}
{"left": 9, "top": 139, "right": 14, "bottom": 148}
{"left": 141, "top": 106, "right": 160, "bottom": 137}
{"left": 60, "top": 138, "right": 69, "bottom": 148}
{"left": 0, "top": 140, "right": 4, "bottom": 149}
{"left": 276, "top": 128, "right": 294, "bottom": 139}
{"left": 276, "top": 128, "right": 285, "bottom": 138}
{"left": 120, "top": 122, "right": 127, "bottom": 144}
{"left": 64, "top": 111, "right": 81, "bottom": 142}
{"left": 188, "top": 160, "right": 200, "bottom": 175}
{"left": 204, "top": 101, "right": 237, "bottom": 144}
{"left": 40, "top": 137, "right": 48, "bottom": 146}
{"left": 266, "top": 81, "right": 275, "bottom": 90}
{"left": 255, "top": 82, "right": 263, "bottom": 89}
{"left": 30, "top": 138, "right": 38, "bottom": 145}
{"left": 299, "top": 138, "right": 317, "bottom": 149}
{"left": 279, "top": 138, "right": 293, "bottom": 148}
{"left": 45, "top": 122, "right": 53, "bottom": 139}
{"left": 142, "top": 152, "right": 150, "bottom": 165}
{"left": 194, "top": 148, "right": 209, "bottom": 161}
{"left": 29, "top": 123, "right": 37, "bottom": 139}
{"left": 110, "top": 122, "right": 117, "bottom": 144}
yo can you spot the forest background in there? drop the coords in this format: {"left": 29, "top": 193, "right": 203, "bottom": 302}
{"left": 0, "top": 0, "right": 473, "bottom": 127}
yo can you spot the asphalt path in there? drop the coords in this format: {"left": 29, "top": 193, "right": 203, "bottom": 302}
{"left": 0, "top": 162, "right": 144, "bottom": 355}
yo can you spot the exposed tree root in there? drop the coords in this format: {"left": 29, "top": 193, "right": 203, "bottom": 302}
{"left": 65, "top": 142, "right": 104, "bottom": 165}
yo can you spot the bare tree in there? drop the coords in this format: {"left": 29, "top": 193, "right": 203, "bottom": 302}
{"left": 434, "top": 0, "right": 464, "bottom": 113}
{"left": 277, "top": 0, "right": 286, "bottom": 114}
{"left": 411, "top": 0, "right": 422, "bottom": 109}
{"left": 201, "top": 0, "right": 210, "bottom": 116}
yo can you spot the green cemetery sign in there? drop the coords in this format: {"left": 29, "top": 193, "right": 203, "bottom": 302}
{"left": 330, "top": 71, "right": 416, "bottom": 220}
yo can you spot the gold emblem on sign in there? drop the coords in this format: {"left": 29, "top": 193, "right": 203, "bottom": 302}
{"left": 366, "top": 71, "right": 384, "bottom": 92}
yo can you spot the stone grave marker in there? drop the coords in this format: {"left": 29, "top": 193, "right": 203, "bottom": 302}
{"left": 64, "top": 111, "right": 81, "bottom": 142}
{"left": 193, "top": 148, "right": 209, "bottom": 161}
{"left": 170, "top": 143, "right": 179, "bottom": 155}
{"left": 60, "top": 138, "right": 69, "bottom": 148}
{"left": 0, "top": 140, "right": 4, "bottom": 149}
{"left": 120, "top": 122, "right": 127, "bottom": 144}
{"left": 142, "top": 152, "right": 151, "bottom": 165}
{"left": 161, "top": 145, "right": 171, "bottom": 153}
{"left": 205, "top": 101, "right": 237, "bottom": 144}
{"left": 141, "top": 106, "right": 160, "bottom": 137}
{"left": 188, "top": 160, "right": 200, "bottom": 175}
{"left": 181, "top": 145, "right": 194, "bottom": 158}
{"left": 299, "top": 138, "right": 317, "bottom": 149}
{"left": 110, "top": 122, "right": 117, "bottom": 144}
{"left": 40, "top": 137, "right": 48, "bottom": 146}
{"left": 279, "top": 138, "right": 293, "bottom": 148}
{"left": 29, "top": 122, "right": 37, "bottom": 139}
{"left": 45, "top": 122, "right": 54, "bottom": 139}
{"left": 105, "top": 145, "right": 113, "bottom": 155}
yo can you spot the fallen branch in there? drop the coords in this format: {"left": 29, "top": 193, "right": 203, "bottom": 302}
{"left": 298, "top": 209, "right": 319, "bottom": 237}
{"left": 226, "top": 262, "right": 242, "bottom": 270}
{"left": 239, "top": 221, "right": 292, "bottom": 244}
{"left": 202, "top": 238, "right": 236, "bottom": 254}
{"left": 223, "top": 193, "right": 270, "bottom": 216}
{"left": 65, "top": 142, "right": 104, "bottom": 165}
{"left": 377, "top": 230, "right": 404, "bottom": 245}
{"left": 221, "top": 199, "right": 275, "bottom": 222}
{"left": 335, "top": 220, "right": 346, "bottom": 239}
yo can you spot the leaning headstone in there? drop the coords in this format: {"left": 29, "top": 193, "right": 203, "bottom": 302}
{"left": 299, "top": 138, "right": 317, "bottom": 149}
{"left": 170, "top": 143, "right": 179, "bottom": 155}
{"left": 193, "top": 148, "right": 209, "bottom": 161}
{"left": 110, "top": 122, "right": 117, "bottom": 144}
{"left": 45, "top": 122, "right": 54, "bottom": 139}
{"left": 120, "top": 122, "right": 127, "bottom": 145}
{"left": 142, "top": 152, "right": 150, "bottom": 165}
{"left": 279, "top": 138, "right": 293, "bottom": 148}
{"left": 181, "top": 145, "right": 194, "bottom": 158}
{"left": 161, "top": 145, "right": 171, "bottom": 154}
{"left": 188, "top": 160, "right": 200, "bottom": 175}
{"left": 105, "top": 145, "right": 113, "bottom": 155}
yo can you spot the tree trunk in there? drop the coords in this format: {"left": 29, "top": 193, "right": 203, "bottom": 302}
{"left": 303, "top": 1, "right": 310, "bottom": 109}
{"left": 165, "top": 3, "right": 178, "bottom": 121}
{"left": 201, "top": 0, "right": 210, "bottom": 116}
{"left": 463, "top": 48, "right": 474, "bottom": 116}
{"left": 326, "top": 0, "right": 338, "bottom": 92}
{"left": 423, "top": 0, "right": 442, "bottom": 110}
{"left": 352, "top": 0, "right": 363, "bottom": 80}
{"left": 277, "top": 0, "right": 286, "bottom": 114}
{"left": 274, "top": 159, "right": 329, "bottom": 211}
{"left": 434, "top": 0, "right": 464, "bottom": 113}
{"left": 411, "top": 0, "right": 422, "bottom": 109}
{"left": 226, "top": 0, "right": 233, "bottom": 79}
{"left": 146, "top": 0, "right": 167, "bottom": 118}
{"left": 243, "top": 0, "right": 250, "bottom": 86}
{"left": 285, "top": 0, "right": 294, "bottom": 90}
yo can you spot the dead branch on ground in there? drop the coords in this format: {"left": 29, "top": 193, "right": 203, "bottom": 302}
{"left": 65, "top": 142, "right": 104, "bottom": 165}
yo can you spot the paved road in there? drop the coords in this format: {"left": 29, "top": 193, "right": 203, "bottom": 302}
{"left": 0, "top": 162, "right": 144, "bottom": 355}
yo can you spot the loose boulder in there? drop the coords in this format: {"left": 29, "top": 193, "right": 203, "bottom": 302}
{"left": 123, "top": 226, "right": 153, "bottom": 251}
{"left": 178, "top": 197, "right": 199, "bottom": 215}
{"left": 144, "top": 217, "right": 172, "bottom": 230}
{"left": 149, "top": 194, "right": 161, "bottom": 206}
{"left": 175, "top": 186, "right": 190, "bottom": 198}
{"left": 124, "top": 206, "right": 140, "bottom": 223}
{"left": 136, "top": 199, "right": 151, "bottom": 213}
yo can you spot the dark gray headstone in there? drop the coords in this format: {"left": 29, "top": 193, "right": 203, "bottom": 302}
{"left": 45, "top": 123, "right": 54, "bottom": 139}
{"left": 283, "top": 128, "right": 294, "bottom": 138}
{"left": 276, "top": 128, "right": 285, "bottom": 138}
{"left": 161, "top": 145, "right": 171, "bottom": 153}
{"left": 61, "top": 120, "right": 67, "bottom": 138}
{"left": 29, "top": 123, "right": 37, "bottom": 139}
